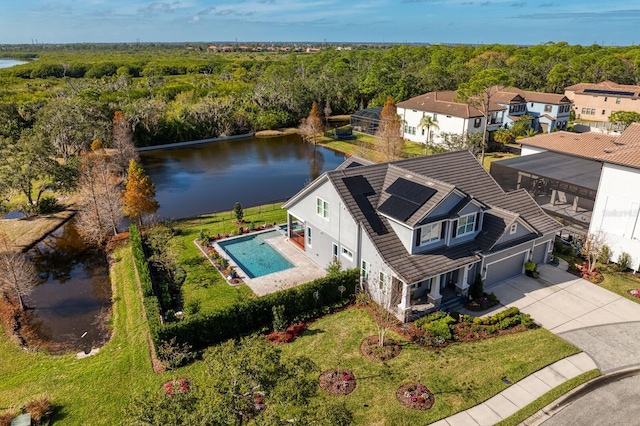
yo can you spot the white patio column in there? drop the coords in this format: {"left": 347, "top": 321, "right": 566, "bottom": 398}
{"left": 427, "top": 276, "right": 442, "bottom": 306}
{"left": 398, "top": 282, "right": 410, "bottom": 310}
{"left": 458, "top": 266, "right": 470, "bottom": 296}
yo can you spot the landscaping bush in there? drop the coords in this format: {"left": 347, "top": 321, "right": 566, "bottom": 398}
{"left": 272, "top": 304, "right": 287, "bottom": 332}
{"left": 469, "top": 273, "right": 484, "bottom": 300}
{"left": 599, "top": 245, "right": 611, "bottom": 264}
{"left": 414, "top": 310, "right": 450, "bottom": 328}
{"left": 156, "top": 269, "right": 359, "bottom": 350}
{"left": 37, "top": 196, "right": 59, "bottom": 214}
{"left": 422, "top": 318, "right": 454, "bottom": 340}
{"left": 617, "top": 252, "right": 632, "bottom": 272}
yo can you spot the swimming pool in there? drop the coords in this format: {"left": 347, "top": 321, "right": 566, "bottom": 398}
{"left": 217, "top": 230, "right": 294, "bottom": 278}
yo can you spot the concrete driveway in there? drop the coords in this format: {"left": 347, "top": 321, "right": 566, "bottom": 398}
{"left": 487, "top": 264, "right": 640, "bottom": 373}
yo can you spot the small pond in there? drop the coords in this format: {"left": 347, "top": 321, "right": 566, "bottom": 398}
{"left": 140, "top": 134, "right": 346, "bottom": 219}
{"left": 0, "top": 59, "right": 28, "bottom": 69}
{"left": 26, "top": 220, "right": 111, "bottom": 352}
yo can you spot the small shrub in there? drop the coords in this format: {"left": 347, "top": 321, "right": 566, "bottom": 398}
{"left": 355, "top": 291, "right": 369, "bottom": 307}
{"left": 37, "top": 196, "right": 59, "bottom": 214}
{"left": 0, "top": 412, "right": 14, "bottom": 426}
{"left": 25, "top": 396, "right": 54, "bottom": 425}
{"left": 599, "top": 245, "right": 611, "bottom": 264}
{"left": 185, "top": 299, "right": 201, "bottom": 316}
{"left": 617, "top": 252, "right": 632, "bottom": 272}
{"left": 326, "top": 258, "right": 342, "bottom": 276}
{"left": 157, "top": 337, "right": 193, "bottom": 370}
{"left": 470, "top": 273, "right": 484, "bottom": 300}
{"left": 233, "top": 202, "right": 244, "bottom": 222}
{"left": 422, "top": 318, "right": 454, "bottom": 340}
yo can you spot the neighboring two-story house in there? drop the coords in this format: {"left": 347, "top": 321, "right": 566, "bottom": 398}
{"left": 565, "top": 80, "right": 640, "bottom": 122}
{"left": 396, "top": 88, "right": 572, "bottom": 146}
{"left": 492, "top": 88, "right": 572, "bottom": 133}
{"left": 499, "top": 124, "right": 640, "bottom": 271}
{"left": 282, "top": 151, "right": 561, "bottom": 322}
{"left": 396, "top": 91, "right": 505, "bottom": 145}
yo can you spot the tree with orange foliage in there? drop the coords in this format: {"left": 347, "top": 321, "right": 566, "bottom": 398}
{"left": 376, "top": 97, "right": 404, "bottom": 161}
{"left": 122, "top": 160, "right": 159, "bottom": 226}
{"left": 299, "top": 101, "right": 324, "bottom": 145}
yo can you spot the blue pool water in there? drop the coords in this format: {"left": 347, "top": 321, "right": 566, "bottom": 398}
{"left": 218, "top": 230, "right": 294, "bottom": 278}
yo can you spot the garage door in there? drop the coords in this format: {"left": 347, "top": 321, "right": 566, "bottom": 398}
{"left": 531, "top": 242, "right": 548, "bottom": 265}
{"left": 484, "top": 252, "right": 527, "bottom": 287}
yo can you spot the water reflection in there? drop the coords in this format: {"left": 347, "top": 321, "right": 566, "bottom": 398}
{"left": 141, "top": 134, "right": 345, "bottom": 219}
{"left": 27, "top": 220, "right": 111, "bottom": 350}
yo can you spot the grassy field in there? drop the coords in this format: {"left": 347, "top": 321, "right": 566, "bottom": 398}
{"left": 0, "top": 244, "right": 168, "bottom": 424}
{"left": 483, "top": 151, "right": 518, "bottom": 171}
{"left": 0, "top": 209, "right": 76, "bottom": 251}
{"left": 281, "top": 308, "right": 580, "bottom": 425}
{"left": 317, "top": 132, "right": 426, "bottom": 163}
{"left": 170, "top": 203, "right": 288, "bottom": 316}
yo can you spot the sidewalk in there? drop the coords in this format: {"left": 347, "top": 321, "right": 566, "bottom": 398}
{"left": 430, "top": 352, "right": 597, "bottom": 426}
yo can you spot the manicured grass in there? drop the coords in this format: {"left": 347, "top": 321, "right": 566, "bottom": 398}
{"left": 0, "top": 244, "right": 169, "bottom": 425}
{"left": 595, "top": 264, "right": 640, "bottom": 304}
{"left": 483, "top": 151, "right": 518, "bottom": 171}
{"left": 496, "top": 369, "right": 600, "bottom": 426}
{"left": 318, "top": 132, "right": 431, "bottom": 163}
{"left": 171, "top": 203, "right": 288, "bottom": 315}
{"left": 280, "top": 307, "right": 580, "bottom": 425}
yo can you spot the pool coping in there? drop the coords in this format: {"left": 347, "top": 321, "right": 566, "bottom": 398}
{"left": 198, "top": 227, "right": 326, "bottom": 296}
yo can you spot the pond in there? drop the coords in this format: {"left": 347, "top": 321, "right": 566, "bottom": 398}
{"left": 140, "top": 134, "right": 346, "bottom": 219}
{"left": 26, "top": 220, "right": 111, "bottom": 352}
{"left": 0, "top": 59, "right": 28, "bottom": 69}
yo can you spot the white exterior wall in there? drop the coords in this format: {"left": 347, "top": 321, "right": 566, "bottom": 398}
{"left": 520, "top": 145, "right": 547, "bottom": 156}
{"left": 398, "top": 107, "right": 474, "bottom": 145}
{"left": 286, "top": 179, "right": 359, "bottom": 270}
{"left": 359, "top": 230, "right": 399, "bottom": 303}
{"left": 590, "top": 163, "right": 640, "bottom": 271}
{"left": 386, "top": 219, "right": 413, "bottom": 253}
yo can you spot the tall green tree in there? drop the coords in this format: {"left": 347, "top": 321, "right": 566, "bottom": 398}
{"left": 609, "top": 111, "right": 640, "bottom": 128}
{"left": 456, "top": 69, "right": 513, "bottom": 165}
{"left": 122, "top": 159, "right": 159, "bottom": 226}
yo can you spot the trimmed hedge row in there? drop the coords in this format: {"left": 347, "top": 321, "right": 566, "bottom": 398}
{"left": 157, "top": 269, "right": 359, "bottom": 351}
{"left": 129, "top": 223, "right": 163, "bottom": 340}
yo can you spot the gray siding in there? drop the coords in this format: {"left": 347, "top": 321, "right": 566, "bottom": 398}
{"left": 387, "top": 219, "right": 413, "bottom": 253}
{"left": 482, "top": 240, "right": 533, "bottom": 286}
{"left": 532, "top": 236, "right": 553, "bottom": 265}
{"left": 425, "top": 192, "right": 464, "bottom": 219}
{"left": 494, "top": 220, "right": 532, "bottom": 247}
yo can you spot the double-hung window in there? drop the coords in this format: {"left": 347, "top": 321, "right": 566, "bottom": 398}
{"left": 361, "top": 260, "right": 370, "bottom": 283}
{"left": 456, "top": 213, "right": 476, "bottom": 237}
{"left": 474, "top": 118, "right": 482, "bottom": 128}
{"left": 420, "top": 222, "right": 441, "bottom": 245}
{"left": 316, "top": 197, "right": 329, "bottom": 220}
{"left": 379, "top": 271, "right": 389, "bottom": 292}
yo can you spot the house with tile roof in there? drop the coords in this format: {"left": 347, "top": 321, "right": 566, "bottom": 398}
{"left": 397, "top": 88, "right": 572, "bottom": 146}
{"left": 565, "top": 80, "right": 640, "bottom": 122}
{"left": 282, "top": 151, "right": 561, "bottom": 321}
{"left": 492, "top": 124, "right": 640, "bottom": 271}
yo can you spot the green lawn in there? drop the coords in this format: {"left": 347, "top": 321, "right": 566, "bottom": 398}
{"left": 318, "top": 132, "right": 431, "bottom": 163}
{"left": 483, "top": 152, "right": 518, "bottom": 171}
{"left": 0, "top": 244, "right": 168, "bottom": 425}
{"left": 594, "top": 264, "right": 640, "bottom": 304}
{"left": 281, "top": 307, "right": 580, "bottom": 425}
{"left": 171, "top": 203, "right": 288, "bottom": 316}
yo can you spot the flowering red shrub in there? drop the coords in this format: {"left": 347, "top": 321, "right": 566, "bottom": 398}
{"left": 266, "top": 321, "right": 307, "bottom": 344}
{"left": 163, "top": 378, "right": 190, "bottom": 396}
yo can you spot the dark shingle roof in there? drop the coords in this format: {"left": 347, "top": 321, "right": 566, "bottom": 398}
{"left": 326, "top": 150, "right": 561, "bottom": 283}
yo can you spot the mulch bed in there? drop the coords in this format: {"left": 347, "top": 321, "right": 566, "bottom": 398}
{"left": 360, "top": 335, "right": 402, "bottom": 361}
{"left": 318, "top": 369, "right": 357, "bottom": 395}
{"left": 628, "top": 289, "right": 640, "bottom": 299}
{"left": 452, "top": 322, "right": 529, "bottom": 343}
{"left": 396, "top": 383, "right": 434, "bottom": 410}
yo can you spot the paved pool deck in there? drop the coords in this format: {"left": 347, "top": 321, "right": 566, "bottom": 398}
{"left": 213, "top": 232, "right": 326, "bottom": 296}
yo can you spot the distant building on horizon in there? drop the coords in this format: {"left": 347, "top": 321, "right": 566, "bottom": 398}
{"left": 565, "top": 80, "right": 640, "bottom": 122}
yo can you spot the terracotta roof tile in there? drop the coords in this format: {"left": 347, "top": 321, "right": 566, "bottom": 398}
{"left": 397, "top": 90, "right": 504, "bottom": 118}
{"left": 519, "top": 123, "right": 640, "bottom": 169}
{"left": 565, "top": 80, "right": 640, "bottom": 99}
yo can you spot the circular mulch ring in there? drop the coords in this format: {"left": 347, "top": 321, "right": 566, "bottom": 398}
{"left": 318, "top": 369, "right": 357, "bottom": 395}
{"left": 627, "top": 289, "right": 640, "bottom": 298}
{"left": 360, "top": 335, "right": 402, "bottom": 362}
{"left": 396, "top": 383, "right": 434, "bottom": 410}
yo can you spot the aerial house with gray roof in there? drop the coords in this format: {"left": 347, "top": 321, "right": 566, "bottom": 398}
{"left": 282, "top": 151, "right": 561, "bottom": 322}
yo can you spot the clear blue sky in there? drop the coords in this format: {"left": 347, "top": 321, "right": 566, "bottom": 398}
{"left": 1, "top": 0, "right": 638, "bottom": 46}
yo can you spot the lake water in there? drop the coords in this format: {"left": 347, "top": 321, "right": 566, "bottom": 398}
{"left": 26, "top": 220, "right": 111, "bottom": 352}
{"left": 140, "top": 134, "right": 346, "bottom": 219}
{"left": 0, "top": 59, "right": 27, "bottom": 69}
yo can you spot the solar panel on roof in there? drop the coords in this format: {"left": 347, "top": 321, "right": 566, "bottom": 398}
{"left": 385, "top": 177, "right": 437, "bottom": 205}
{"left": 346, "top": 161, "right": 363, "bottom": 169}
{"left": 378, "top": 195, "right": 421, "bottom": 222}
{"left": 342, "top": 175, "right": 374, "bottom": 195}
{"left": 583, "top": 89, "right": 635, "bottom": 97}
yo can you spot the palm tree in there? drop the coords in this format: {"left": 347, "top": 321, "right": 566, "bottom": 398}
{"left": 418, "top": 115, "right": 439, "bottom": 155}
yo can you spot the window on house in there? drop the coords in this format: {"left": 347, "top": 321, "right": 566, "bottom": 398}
{"left": 420, "top": 222, "right": 441, "bottom": 245}
{"left": 581, "top": 108, "right": 586, "bottom": 114}
{"left": 544, "top": 105, "right": 552, "bottom": 112}
{"left": 616, "top": 98, "right": 621, "bottom": 104}
{"left": 306, "top": 227, "right": 312, "bottom": 246}
{"left": 474, "top": 118, "right": 481, "bottom": 128}
{"left": 421, "top": 128, "right": 425, "bottom": 136}
{"left": 361, "top": 260, "right": 370, "bottom": 282}
{"left": 332, "top": 243, "right": 338, "bottom": 261}
{"left": 316, "top": 197, "right": 329, "bottom": 219}
{"left": 379, "top": 271, "right": 389, "bottom": 292}
{"left": 510, "top": 223, "right": 518, "bottom": 234}
{"left": 341, "top": 246, "right": 353, "bottom": 261}
{"left": 591, "top": 109, "right": 596, "bottom": 115}
{"left": 602, "top": 110, "right": 606, "bottom": 115}
{"left": 433, "top": 113, "right": 437, "bottom": 121}
{"left": 456, "top": 213, "right": 476, "bottom": 237}
{"left": 604, "top": 97, "right": 608, "bottom": 102}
